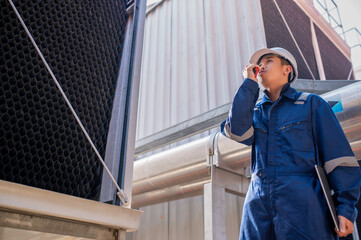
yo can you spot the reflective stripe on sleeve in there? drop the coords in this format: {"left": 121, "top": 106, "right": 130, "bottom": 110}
{"left": 294, "top": 93, "right": 311, "bottom": 104}
{"left": 324, "top": 156, "right": 360, "bottom": 174}
{"left": 298, "top": 92, "right": 311, "bottom": 101}
{"left": 224, "top": 121, "right": 254, "bottom": 142}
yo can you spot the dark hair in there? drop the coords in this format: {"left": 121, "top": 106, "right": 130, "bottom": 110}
{"left": 257, "top": 53, "right": 293, "bottom": 82}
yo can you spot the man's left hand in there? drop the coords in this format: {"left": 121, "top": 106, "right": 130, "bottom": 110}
{"left": 334, "top": 215, "right": 354, "bottom": 237}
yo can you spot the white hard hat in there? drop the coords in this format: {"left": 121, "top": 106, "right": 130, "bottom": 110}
{"left": 249, "top": 47, "right": 298, "bottom": 83}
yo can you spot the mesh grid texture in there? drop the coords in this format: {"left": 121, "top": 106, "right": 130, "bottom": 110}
{"left": 260, "top": 0, "right": 320, "bottom": 80}
{"left": 1, "top": 0, "right": 128, "bottom": 200}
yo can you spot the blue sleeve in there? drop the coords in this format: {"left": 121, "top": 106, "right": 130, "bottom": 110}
{"left": 219, "top": 78, "right": 260, "bottom": 146}
{"left": 311, "top": 95, "right": 361, "bottom": 223}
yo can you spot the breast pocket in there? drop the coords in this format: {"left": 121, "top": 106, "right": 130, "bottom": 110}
{"left": 254, "top": 124, "right": 268, "bottom": 153}
{"left": 280, "top": 120, "right": 314, "bottom": 152}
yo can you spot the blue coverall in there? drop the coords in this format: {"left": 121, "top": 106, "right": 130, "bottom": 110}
{"left": 219, "top": 78, "right": 361, "bottom": 240}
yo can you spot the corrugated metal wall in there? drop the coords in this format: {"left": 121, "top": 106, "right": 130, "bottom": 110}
{"left": 127, "top": 193, "right": 246, "bottom": 240}
{"left": 128, "top": 0, "right": 266, "bottom": 239}
{"left": 136, "top": 0, "right": 266, "bottom": 152}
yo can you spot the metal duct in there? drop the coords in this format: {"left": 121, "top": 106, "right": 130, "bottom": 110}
{"left": 132, "top": 178, "right": 210, "bottom": 208}
{"left": 132, "top": 80, "right": 361, "bottom": 207}
{"left": 132, "top": 137, "right": 211, "bottom": 195}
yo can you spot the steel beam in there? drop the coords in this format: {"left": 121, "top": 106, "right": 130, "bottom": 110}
{"left": 0, "top": 180, "right": 143, "bottom": 233}
{"left": 0, "top": 210, "right": 116, "bottom": 239}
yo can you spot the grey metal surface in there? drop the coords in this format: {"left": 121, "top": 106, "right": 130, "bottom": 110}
{"left": 203, "top": 166, "right": 250, "bottom": 240}
{"left": 133, "top": 137, "right": 211, "bottom": 196}
{"left": 132, "top": 178, "right": 209, "bottom": 208}
{"left": 0, "top": 227, "right": 93, "bottom": 240}
{"left": 100, "top": 0, "right": 147, "bottom": 207}
{"left": 121, "top": 0, "right": 147, "bottom": 208}
{"left": 135, "top": 0, "right": 267, "bottom": 150}
{"left": 127, "top": 193, "right": 245, "bottom": 240}
{"left": 0, "top": 210, "right": 115, "bottom": 240}
{"left": 319, "top": 81, "right": 361, "bottom": 161}
{"left": 100, "top": 14, "right": 134, "bottom": 205}
{"left": 134, "top": 103, "right": 230, "bottom": 157}
{"left": 0, "top": 180, "right": 143, "bottom": 232}
{"left": 204, "top": 182, "right": 226, "bottom": 240}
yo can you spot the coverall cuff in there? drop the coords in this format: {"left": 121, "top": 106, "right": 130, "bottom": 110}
{"left": 242, "top": 78, "right": 259, "bottom": 93}
{"left": 337, "top": 203, "right": 358, "bottom": 223}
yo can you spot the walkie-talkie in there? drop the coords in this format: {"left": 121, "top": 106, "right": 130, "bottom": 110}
{"left": 253, "top": 66, "right": 259, "bottom": 77}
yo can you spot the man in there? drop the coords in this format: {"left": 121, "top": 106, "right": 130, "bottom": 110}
{"left": 219, "top": 47, "right": 361, "bottom": 239}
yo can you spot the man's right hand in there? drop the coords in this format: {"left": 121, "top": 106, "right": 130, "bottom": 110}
{"left": 243, "top": 64, "right": 259, "bottom": 83}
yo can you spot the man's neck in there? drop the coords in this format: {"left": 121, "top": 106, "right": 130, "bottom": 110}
{"left": 267, "top": 88, "right": 282, "bottom": 102}
{"left": 265, "top": 81, "right": 288, "bottom": 102}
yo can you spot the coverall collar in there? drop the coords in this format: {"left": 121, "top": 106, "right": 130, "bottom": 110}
{"left": 259, "top": 82, "right": 298, "bottom": 105}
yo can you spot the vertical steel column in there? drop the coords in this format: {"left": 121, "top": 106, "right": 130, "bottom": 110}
{"left": 204, "top": 174, "right": 226, "bottom": 240}
{"left": 117, "top": 230, "right": 126, "bottom": 240}
{"left": 204, "top": 163, "right": 249, "bottom": 240}
{"left": 100, "top": 0, "right": 146, "bottom": 207}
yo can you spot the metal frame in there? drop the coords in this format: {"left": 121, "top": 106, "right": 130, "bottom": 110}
{"left": 0, "top": 210, "right": 117, "bottom": 240}
{"left": 344, "top": 28, "right": 361, "bottom": 49}
{"left": 204, "top": 139, "right": 250, "bottom": 240}
{"left": 311, "top": 19, "right": 327, "bottom": 80}
{"left": 100, "top": 0, "right": 147, "bottom": 207}
{"left": 0, "top": 180, "right": 143, "bottom": 240}
{"left": 204, "top": 167, "right": 249, "bottom": 240}
{"left": 312, "top": 0, "right": 346, "bottom": 39}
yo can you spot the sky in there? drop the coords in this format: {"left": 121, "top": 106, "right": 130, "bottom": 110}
{"left": 334, "top": 0, "right": 361, "bottom": 69}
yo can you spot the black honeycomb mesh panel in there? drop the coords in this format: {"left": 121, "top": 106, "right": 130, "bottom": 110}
{"left": 1, "top": 0, "right": 128, "bottom": 199}
{"left": 260, "top": 0, "right": 320, "bottom": 80}
{"left": 315, "top": 24, "right": 355, "bottom": 80}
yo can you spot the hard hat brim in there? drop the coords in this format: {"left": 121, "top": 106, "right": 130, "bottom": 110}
{"left": 249, "top": 48, "right": 285, "bottom": 65}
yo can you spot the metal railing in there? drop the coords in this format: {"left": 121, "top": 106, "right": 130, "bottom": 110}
{"left": 344, "top": 27, "right": 361, "bottom": 49}
{"left": 312, "top": 0, "right": 346, "bottom": 40}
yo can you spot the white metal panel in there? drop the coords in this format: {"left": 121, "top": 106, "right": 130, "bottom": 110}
{"left": 127, "top": 193, "right": 245, "bottom": 240}
{"left": 136, "top": 0, "right": 172, "bottom": 141}
{"left": 168, "top": 196, "right": 205, "bottom": 240}
{"left": 136, "top": 0, "right": 266, "bottom": 143}
{"left": 225, "top": 191, "right": 245, "bottom": 240}
{"left": 127, "top": 203, "right": 169, "bottom": 240}
{"left": 203, "top": 0, "right": 266, "bottom": 109}
{"left": 131, "top": 0, "right": 266, "bottom": 239}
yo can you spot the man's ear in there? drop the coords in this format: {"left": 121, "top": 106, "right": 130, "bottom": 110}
{"left": 284, "top": 65, "right": 292, "bottom": 75}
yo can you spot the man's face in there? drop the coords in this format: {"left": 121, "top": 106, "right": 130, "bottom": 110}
{"left": 257, "top": 54, "right": 289, "bottom": 88}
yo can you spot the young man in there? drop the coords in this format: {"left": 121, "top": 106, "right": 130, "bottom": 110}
{"left": 219, "top": 47, "right": 361, "bottom": 239}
